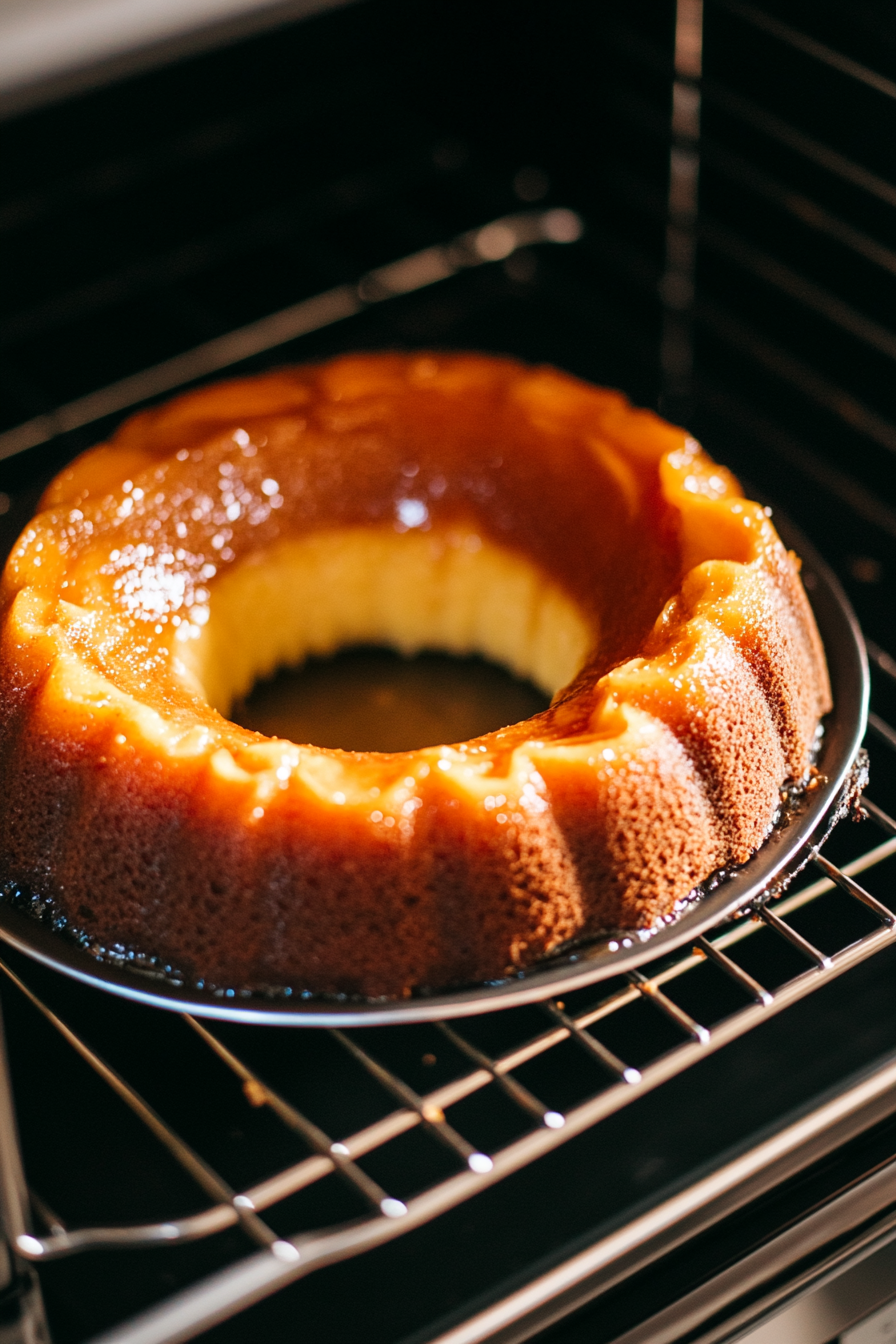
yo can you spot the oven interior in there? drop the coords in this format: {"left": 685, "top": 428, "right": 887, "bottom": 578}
{"left": 0, "top": 2, "right": 895, "bottom": 1342}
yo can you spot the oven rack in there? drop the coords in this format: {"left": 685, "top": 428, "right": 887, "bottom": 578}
{"left": 0, "top": 687, "right": 890, "bottom": 1344}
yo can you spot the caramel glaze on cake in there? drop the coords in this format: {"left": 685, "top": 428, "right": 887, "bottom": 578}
{"left": 0, "top": 354, "right": 831, "bottom": 997}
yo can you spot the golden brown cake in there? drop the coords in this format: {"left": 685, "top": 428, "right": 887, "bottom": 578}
{"left": 0, "top": 353, "right": 831, "bottom": 997}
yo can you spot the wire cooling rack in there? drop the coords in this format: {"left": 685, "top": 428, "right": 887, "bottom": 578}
{"left": 1, "top": 645, "right": 892, "bottom": 1344}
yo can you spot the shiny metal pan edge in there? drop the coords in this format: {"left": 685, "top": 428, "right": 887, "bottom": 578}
{"left": 0, "top": 538, "right": 869, "bottom": 1025}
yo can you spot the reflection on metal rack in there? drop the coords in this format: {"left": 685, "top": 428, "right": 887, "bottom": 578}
{"left": 710, "top": 0, "right": 896, "bottom": 100}
{"left": 2, "top": 699, "right": 893, "bottom": 1344}
{"left": 659, "top": 0, "right": 702, "bottom": 413}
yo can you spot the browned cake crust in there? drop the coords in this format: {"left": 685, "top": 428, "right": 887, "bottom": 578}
{"left": 0, "top": 354, "right": 831, "bottom": 997}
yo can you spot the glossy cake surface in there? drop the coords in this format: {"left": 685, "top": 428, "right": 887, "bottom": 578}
{"left": 0, "top": 354, "right": 831, "bottom": 996}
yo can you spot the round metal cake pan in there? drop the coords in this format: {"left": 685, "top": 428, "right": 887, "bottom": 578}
{"left": 0, "top": 532, "right": 869, "bottom": 1025}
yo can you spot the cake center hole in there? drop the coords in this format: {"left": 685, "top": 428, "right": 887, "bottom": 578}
{"left": 228, "top": 646, "right": 550, "bottom": 752}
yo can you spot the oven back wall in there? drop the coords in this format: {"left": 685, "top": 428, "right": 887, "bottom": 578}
{"left": 0, "top": 0, "right": 672, "bottom": 461}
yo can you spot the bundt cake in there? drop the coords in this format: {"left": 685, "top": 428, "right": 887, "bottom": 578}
{"left": 0, "top": 353, "right": 831, "bottom": 998}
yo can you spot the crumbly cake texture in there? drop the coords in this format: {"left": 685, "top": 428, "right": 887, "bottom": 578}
{"left": 0, "top": 354, "right": 830, "bottom": 997}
